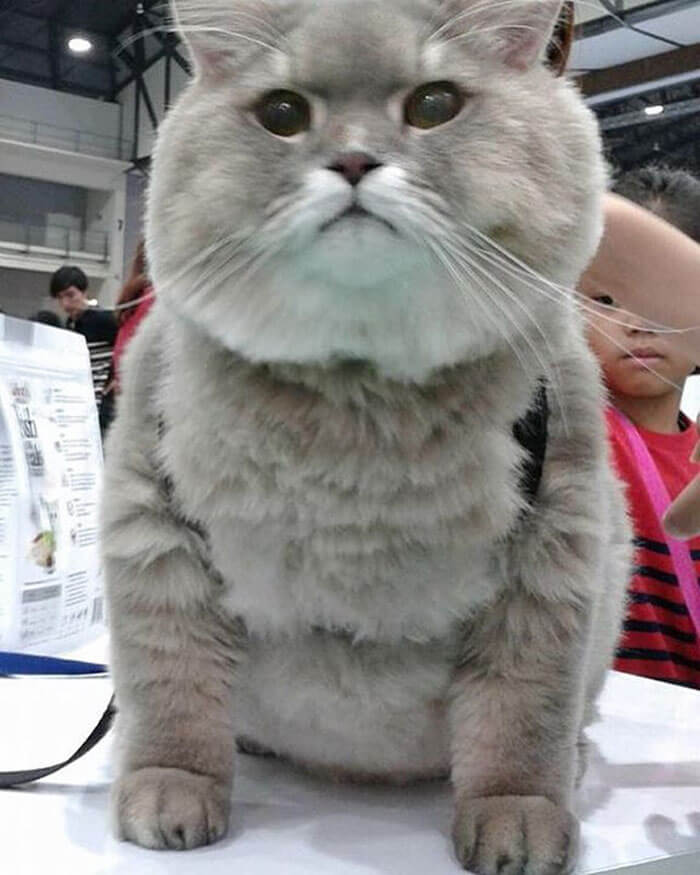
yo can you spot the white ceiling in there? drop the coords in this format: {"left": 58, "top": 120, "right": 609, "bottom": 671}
{"left": 572, "top": 0, "right": 700, "bottom": 71}
{"left": 575, "top": 0, "right": 655, "bottom": 25}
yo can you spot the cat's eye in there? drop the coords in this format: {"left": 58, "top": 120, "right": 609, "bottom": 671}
{"left": 404, "top": 81, "right": 464, "bottom": 129}
{"left": 593, "top": 295, "right": 616, "bottom": 308}
{"left": 255, "top": 90, "right": 311, "bottom": 137}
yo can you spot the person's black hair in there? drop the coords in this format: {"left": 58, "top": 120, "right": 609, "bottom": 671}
{"left": 49, "top": 266, "right": 89, "bottom": 298}
{"left": 613, "top": 166, "right": 700, "bottom": 244}
{"left": 32, "top": 310, "right": 62, "bottom": 327}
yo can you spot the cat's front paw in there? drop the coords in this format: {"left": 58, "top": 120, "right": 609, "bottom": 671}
{"left": 452, "top": 795, "right": 579, "bottom": 875}
{"left": 113, "top": 766, "right": 231, "bottom": 850}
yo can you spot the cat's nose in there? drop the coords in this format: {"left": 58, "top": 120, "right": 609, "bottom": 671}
{"left": 327, "top": 152, "right": 383, "bottom": 186}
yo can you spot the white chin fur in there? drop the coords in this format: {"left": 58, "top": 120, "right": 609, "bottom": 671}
{"left": 172, "top": 241, "right": 505, "bottom": 382}
{"left": 162, "top": 165, "right": 507, "bottom": 381}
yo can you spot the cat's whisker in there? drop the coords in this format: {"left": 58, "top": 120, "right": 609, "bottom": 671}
{"left": 200, "top": 231, "right": 273, "bottom": 287}
{"left": 115, "top": 26, "right": 166, "bottom": 55}
{"left": 453, "top": 224, "right": 696, "bottom": 420}
{"left": 574, "top": 297, "right": 693, "bottom": 334}
{"left": 116, "top": 24, "right": 282, "bottom": 58}
{"left": 586, "top": 321, "right": 686, "bottom": 394}
{"left": 165, "top": 232, "right": 254, "bottom": 291}
{"left": 188, "top": 246, "right": 251, "bottom": 299}
{"left": 428, "top": 241, "right": 539, "bottom": 388}
{"left": 158, "top": 229, "right": 266, "bottom": 317}
{"left": 462, "top": 222, "right": 700, "bottom": 336}
{"left": 451, "top": 238, "right": 561, "bottom": 363}
{"left": 471, "top": 242, "right": 690, "bottom": 336}
{"left": 445, "top": 241, "right": 569, "bottom": 430}
{"left": 471, "top": 242, "right": 656, "bottom": 342}
{"left": 175, "top": 25, "right": 282, "bottom": 55}
{"left": 425, "top": 0, "right": 611, "bottom": 48}
{"left": 168, "top": 0, "right": 290, "bottom": 48}
{"left": 426, "top": 223, "right": 555, "bottom": 392}
{"left": 455, "top": 241, "right": 569, "bottom": 431}
{"left": 436, "top": 23, "right": 546, "bottom": 49}
{"left": 185, "top": 251, "right": 267, "bottom": 322}
{"left": 467, "top": 243, "right": 687, "bottom": 393}
{"left": 380, "top": 193, "right": 561, "bottom": 405}
{"left": 196, "top": 198, "right": 312, "bottom": 300}
{"left": 179, "top": 183, "right": 348, "bottom": 310}
{"left": 425, "top": 0, "right": 528, "bottom": 44}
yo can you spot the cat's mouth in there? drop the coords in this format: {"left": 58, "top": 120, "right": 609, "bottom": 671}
{"left": 320, "top": 204, "right": 397, "bottom": 234}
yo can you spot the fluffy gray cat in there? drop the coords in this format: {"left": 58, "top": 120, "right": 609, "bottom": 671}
{"left": 103, "top": 1, "right": 632, "bottom": 872}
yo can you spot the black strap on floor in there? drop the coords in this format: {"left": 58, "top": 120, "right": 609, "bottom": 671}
{"left": 0, "top": 696, "right": 116, "bottom": 789}
{"left": 0, "top": 651, "right": 115, "bottom": 789}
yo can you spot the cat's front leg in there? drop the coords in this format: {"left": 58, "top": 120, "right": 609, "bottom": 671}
{"left": 105, "top": 524, "right": 239, "bottom": 850}
{"left": 449, "top": 592, "right": 587, "bottom": 875}
{"left": 103, "top": 434, "right": 240, "bottom": 849}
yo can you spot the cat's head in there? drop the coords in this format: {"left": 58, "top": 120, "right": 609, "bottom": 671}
{"left": 148, "top": 0, "right": 605, "bottom": 380}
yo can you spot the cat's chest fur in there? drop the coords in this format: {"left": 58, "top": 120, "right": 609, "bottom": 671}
{"left": 160, "top": 327, "right": 537, "bottom": 643}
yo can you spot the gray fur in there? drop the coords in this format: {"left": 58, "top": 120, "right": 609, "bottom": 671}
{"left": 103, "top": 2, "right": 632, "bottom": 872}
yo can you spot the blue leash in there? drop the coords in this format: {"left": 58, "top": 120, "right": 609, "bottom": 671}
{"left": 0, "top": 651, "right": 115, "bottom": 788}
{"left": 0, "top": 651, "right": 108, "bottom": 677}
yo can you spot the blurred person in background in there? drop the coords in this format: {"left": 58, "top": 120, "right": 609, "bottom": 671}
{"left": 50, "top": 265, "right": 118, "bottom": 434}
{"left": 50, "top": 266, "right": 117, "bottom": 344}
{"left": 31, "top": 310, "right": 63, "bottom": 328}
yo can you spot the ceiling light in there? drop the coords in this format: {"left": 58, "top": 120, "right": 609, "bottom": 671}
{"left": 67, "top": 36, "right": 93, "bottom": 55}
{"left": 644, "top": 105, "right": 664, "bottom": 117}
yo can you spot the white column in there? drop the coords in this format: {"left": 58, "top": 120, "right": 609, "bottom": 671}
{"left": 103, "top": 174, "right": 127, "bottom": 307}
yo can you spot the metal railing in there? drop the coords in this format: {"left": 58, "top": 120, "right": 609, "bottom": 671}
{"left": 0, "top": 215, "right": 109, "bottom": 261}
{"left": 0, "top": 113, "right": 132, "bottom": 161}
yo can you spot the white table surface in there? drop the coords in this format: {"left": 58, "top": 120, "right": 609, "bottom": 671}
{"left": 2, "top": 639, "right": 699, "bottom": 875}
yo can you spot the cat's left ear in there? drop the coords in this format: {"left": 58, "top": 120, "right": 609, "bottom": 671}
{"left": 501, "top": 0, "right": 566, "bottom": 71}
{"left": 446, "top": 0, "right": 566, "bottom": 72}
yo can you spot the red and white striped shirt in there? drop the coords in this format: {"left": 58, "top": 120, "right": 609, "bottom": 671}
{"left": 607, "top": 407, "right": 700, "bottom": 689}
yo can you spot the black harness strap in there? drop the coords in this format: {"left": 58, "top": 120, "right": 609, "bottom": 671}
{"left": 0, "top": 697, "right": 116, "bottom": 789}
{"left": 513, "top": 382, "right": 549, "bottom": 506}
{"left": 0, "top": 651, "right": 115, "bottom": 789}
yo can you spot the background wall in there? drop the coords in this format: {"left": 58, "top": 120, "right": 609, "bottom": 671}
{"left": 0, "top": 100, "right": 130, "bottom": 306}
{"left": 123, "top": 172, "right": 147, "bottom": 275}
{"left": 0, "top": 268, "right": 48, "bottom": 318}
{"left": 85, "top": 189, "right": 112, "bottom": 237}
{"left": 0, "top": 174, "right": 87, "bottom": 225}
{"left": 0, "top": 267, "right": 55, "bottom": 318}
{"left": 0, "top": 79, "right": 121, "bottom": 146}
{"left": 118, "top": 48, "right": 190, "bottom": 160}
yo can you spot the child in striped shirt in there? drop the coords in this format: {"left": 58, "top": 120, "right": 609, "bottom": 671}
{"left": 585, "top": 166, "right": 700, "bottom": 689}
